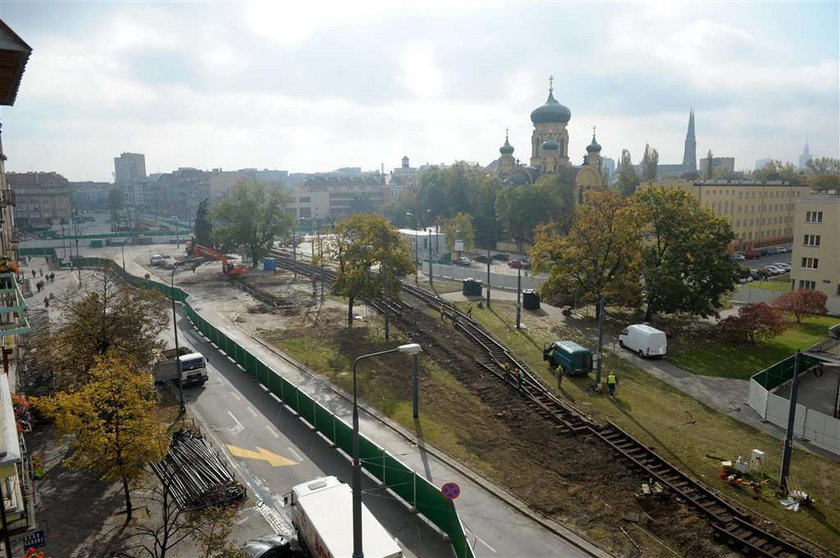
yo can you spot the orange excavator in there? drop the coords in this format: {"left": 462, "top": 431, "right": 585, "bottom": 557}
{"left": 185, "top": 241, "right": 249, "bottom": 275}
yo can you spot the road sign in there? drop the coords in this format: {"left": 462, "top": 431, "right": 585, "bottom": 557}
{"left": 21, "top": 529, "right": 46, "bottom": 549}
{"left": 454, "top": 239, "right": 464, "bottom": 251}
{"left": 441, "top": 481, "right": 461, "bottom": 500}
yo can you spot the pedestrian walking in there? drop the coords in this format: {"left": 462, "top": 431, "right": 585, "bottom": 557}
{"left": 39, "top": 268, "right": 43, "bottom": 277}
{"left": 607, "top": 372, "right": 618, "bottom": 397}
{"left": 31, "top": 269, "right": 36, "bottom": 278}
{"left": 50, "top": 272, "right": 55, "bottom": 282}
{"left": 517, "top": 369, "right": 523, "bottom": 388}
{"left": 466, "top": 305, "right": 473, "bottom": 319}
{"left": 44, "top": 297, "right": 49, "bottom": 307}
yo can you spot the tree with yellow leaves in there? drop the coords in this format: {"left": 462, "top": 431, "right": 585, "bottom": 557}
{"left": 34, "top": 354, "right": 169, "bottom": 523}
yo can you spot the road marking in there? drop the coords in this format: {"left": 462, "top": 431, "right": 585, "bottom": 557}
{"left": 229, "top": 392, "right": 241, "bottom": 401}
{"left": 226, "top": 444, "right": 299, "bottom": 467}
{"left": 465, "top": 526, "right": 497, "bottom": 553}
{"left": 265, "top": 425, "right": 280, "bottom": 438}
{"left": 286, "top": 446, "right": 303, "bottom": 463}
{"left": 227, "top": 411, "right": 244, "bottom": 434}
{"left": 247, "top": 407, "right": 259, "bottom": 418}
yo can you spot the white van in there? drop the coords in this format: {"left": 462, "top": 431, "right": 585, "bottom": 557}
{"left": 619, "top": 324, "right": 667, "bottom": 358}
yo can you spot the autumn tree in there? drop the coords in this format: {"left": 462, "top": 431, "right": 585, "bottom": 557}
{"left": 442, "top": 212, "right": 475, "bottom": 252}
{"left": 615, "top": 149, "right": 640, "bottom": 197}
{"left": 531, "top": 190, "right": 642, "bottom": 307}
{"left": 635, "top": 186, "right": 740, "bottom": 321}
{"left": 804, "top": 157, "right": 840, "bottom": 192}
{"left": 330, "top": 213, "right": 414, "bottom": 328}
{"left": 34, "top": 355, "right": 169, "bottom": 523}
{"left": 773, "top": 289, "right": 828, "bottom": 323}
{"left": 193, "top": 199, "right": 213, "bottom": 247}
{"left": 719, "top": 303, "right": 787, "bottom": 344}
{"left": 41, "top": 268, "right": 168, "bottom": 391}
{"left": 640, "top": 144, "right": 659, "bottom": 182}
{"left": 210, "top": 179, "right": 292, "bottom": 266}
{"left": 121, "top": 474, "right": 245, "bottom": 558}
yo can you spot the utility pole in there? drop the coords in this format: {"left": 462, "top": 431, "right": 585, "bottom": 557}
{"left": 595, "top": 295, "right": 605, "bottom": 388}
{"left": 779, "top": 350, "right": 800, "bottom": 494}
{"left": 428, "top": 228, "right": 433, "bottom": 286}
{"left": 515, "top": 264, "right": 522, "bottom": 330}
{"left": 486, "top": 247, "right": 491, "bottom": 308}
{"left": 171, "top": 266, "right": 185, "bottom": 415}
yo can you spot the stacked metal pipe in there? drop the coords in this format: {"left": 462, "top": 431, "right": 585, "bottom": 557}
{"left": 151, "top": 429, "right": 246, "bottom": 509}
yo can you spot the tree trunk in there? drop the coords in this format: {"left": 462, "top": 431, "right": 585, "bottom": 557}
{"left": 122, "top": 477, "right": 133, "bottom": 524}
{"left": 347, "top": 294, "right": 354, "bottom": 328}
{"left": 644, "top": 302, "right": 653, "bottom": 323}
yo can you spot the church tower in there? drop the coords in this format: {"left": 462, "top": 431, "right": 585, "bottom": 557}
{"left": 498, "top": 130, "right": 516, "bottom": 176}
{"left": 530, "top": 76, "right": 571, "bottom": 171}
{"left": 682, "top": 109, "right": 696, "bottom": 173}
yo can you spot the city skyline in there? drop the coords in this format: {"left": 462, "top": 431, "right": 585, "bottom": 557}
{"left": 1, "top": 1, "right": 837, "bottom": 182}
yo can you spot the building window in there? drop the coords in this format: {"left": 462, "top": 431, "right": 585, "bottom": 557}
{"left": 799, "top": 280, "right": 816, "bottom": 290}
{"left": 804, "top": 234, "right": 820, "bottom": 246}
{"left": 805, "top": 211, "right": 823, "bottom": 223}
{"left": 801, "top": 257, "right": 819, "bottom": 270}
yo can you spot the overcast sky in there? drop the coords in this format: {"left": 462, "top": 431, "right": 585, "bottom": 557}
{"left": 1, "top": 1, "right": 837, "bottom": 182}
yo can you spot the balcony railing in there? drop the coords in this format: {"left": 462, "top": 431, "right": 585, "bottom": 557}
{"left": 0, "top": 189, "right": 16, "bottom": 207}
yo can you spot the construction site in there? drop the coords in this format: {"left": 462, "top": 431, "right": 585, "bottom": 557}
{"left": 116, "top": 238, "right": 840, "bottom": 558}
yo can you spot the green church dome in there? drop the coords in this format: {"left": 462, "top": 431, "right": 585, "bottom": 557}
{"left": 586, "top": 134, "right": 602, "bottom": 153}
{"left": 500, "top": 138, "right": 514, "bottom": 155}
{"left": 530, "top": 91, "right": 571, "bottom": 125}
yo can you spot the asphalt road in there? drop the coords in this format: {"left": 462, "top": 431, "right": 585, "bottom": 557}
{"left": 164, "top": 310, "right": 455, "bottom": 558}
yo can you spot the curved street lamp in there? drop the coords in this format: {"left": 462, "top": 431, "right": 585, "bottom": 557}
{"left": 351, "top": 343, "right": 422, "bottom": 558}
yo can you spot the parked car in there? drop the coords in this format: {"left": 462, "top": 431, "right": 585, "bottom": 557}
{"left": 760, "top": 247, "right": 777, "bottom": 256}
{"left": 454, "top": 256, "right": 472, "bottom": 266}
{"left": 775, "top": 246, "right": 788, "bottom": 254}
{"left": 744, "top": 250, "right": 761, "bottom": 260}
{"left": 491, "top": 253, "right": 509, "bottom": 262}
{"left": 774, "top": 262, "right": 791, "bottom": 272}
{"left": 508, "top": 258, "right": 531, "bottom": 269}
{"left": 760, "top": 264, "right": 784, "bottom": 276}
{"left": 473, "top": 254, "right": 490, "bottom": 264}
{"left": 729, "top": 253, "right": 745, "bottom": 262}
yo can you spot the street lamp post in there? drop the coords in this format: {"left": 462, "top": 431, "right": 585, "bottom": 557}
{"left": 121, "top": 240, "right": 126, "bottom": 270}
{"left": 352, "top": 343, "right": 422, "bottom": 558}
{"left": 406, "top": 212, "right": 418, "bottom": 285}
{"left": 515, "top": 264, "right": 522, "bottom": 329}
{"left": 594, "top": 295, "right": 605, "bottom": 388}
{"left": 486, "top": 247, "right": 491, "bottom": 308}
{"left": 171, "top": 265, "right": 185, "bottom": 415}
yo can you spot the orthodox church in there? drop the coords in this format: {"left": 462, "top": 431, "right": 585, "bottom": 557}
{"left": 489, "top": 77, "right": 605, "bottom": 205}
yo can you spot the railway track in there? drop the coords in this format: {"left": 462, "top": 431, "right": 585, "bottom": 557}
{"left": 267, "top": 252, "right": 822, "bottom": 558}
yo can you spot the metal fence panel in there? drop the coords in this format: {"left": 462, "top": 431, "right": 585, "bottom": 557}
{"left": 382, "top": 453, "right": 415, "bottom": 507}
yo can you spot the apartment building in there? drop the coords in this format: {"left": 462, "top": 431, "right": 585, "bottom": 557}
{"left": 9, "top": 172, "right": 72, "bottom": 231}
{"left": 790, "top": 194, "right": 840, "bottom": 314}
{"left": 0, "top": 17, "right": 37, "bottom": 545}
{"left": 660, "top": 179, "right": 811, "bottom": 250}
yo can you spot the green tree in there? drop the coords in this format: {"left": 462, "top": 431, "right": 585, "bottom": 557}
{"left": 531, "top": 190, "right": 642, "bottom": 307}
{"left": 615, "top": 149, "right": 640, "bottom": 197}
{"left": 34, "top": 354, "right": 169, "bottom": 523}
{"left": 210, "top": 180, "right": 292, "bottom": 266}
{"left": 751, "top": 160, "right": 804, "bottom": 184}
{"left": 39, "top": 268, "right": 168, "bottom": 391}
{"left": 442, "top": 212, "right": 475, "bottom": 251}
{"left": 805, "top": 157, "right": 840, "bottom": 192}
{"left": 640, "top": 144, "right": 659, "bottom": 182}
{"left": 193, "top": 199, "right": 213, "bottom": 247}
{"left": 495, "top": 169, "right": 575, "bottom": 245}
{"left": 330, "top": 213, "right": 414, "bottom": 328}
{"left": 635, "top": 186, "right": 740, "bottom": 321}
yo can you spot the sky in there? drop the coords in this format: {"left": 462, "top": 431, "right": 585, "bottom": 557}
{"left": 0, "top": 0, "right": 838, "bottom": 182}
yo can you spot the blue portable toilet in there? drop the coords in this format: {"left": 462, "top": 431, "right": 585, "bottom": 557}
{"left": 263, "top": 258, "right": 277, "bottom": 271}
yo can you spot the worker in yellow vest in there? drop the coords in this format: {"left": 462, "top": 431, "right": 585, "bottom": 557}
{"left": 606, "top": 372, "right": 618, "bottom": 396}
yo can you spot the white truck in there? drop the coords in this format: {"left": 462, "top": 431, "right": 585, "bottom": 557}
{"left": 154, "top": 347, "right": 209, "bottom": 387}
{"left": 284, "top": 476, "right": 402, "bottom": 558}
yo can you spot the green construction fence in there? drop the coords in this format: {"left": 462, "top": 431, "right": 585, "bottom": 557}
{"left": 75, "top": 257, "right": 476, "bottom": 558}
{"left": 751, "top": 352, "right": 825, "bottom": 390}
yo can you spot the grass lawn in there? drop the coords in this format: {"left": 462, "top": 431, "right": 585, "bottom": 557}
{"left": 466, "top": 301, "right": 840, "bottom": 551}
{"left": 669, "top": 315, "right": 840, "bottom": 380}
{"left": 747, "top": 274, "right": 792, "bottom": 291}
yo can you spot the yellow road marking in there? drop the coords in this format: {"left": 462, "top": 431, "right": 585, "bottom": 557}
{"left": 226, "top": 444, "right": 299, "bottom": 467}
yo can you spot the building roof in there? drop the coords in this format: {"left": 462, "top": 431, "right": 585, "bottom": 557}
{"left": 0, "top": 19, "right": 31, "bottom": 106}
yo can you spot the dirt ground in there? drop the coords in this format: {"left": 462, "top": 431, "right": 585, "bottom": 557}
{"left": 187, "top": 266, "right": 737, "bottom": 557}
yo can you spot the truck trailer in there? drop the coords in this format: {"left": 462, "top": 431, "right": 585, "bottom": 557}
{"left": 284, "top": 476, "right": 402, "bottom": 558}
{"left": 154, "top": 347, "right": 208, "bottom": 387}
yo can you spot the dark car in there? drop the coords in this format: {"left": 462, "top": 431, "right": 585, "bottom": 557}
{"left": 492, "top": 253, "right": 509, "bottom": 261}
{"left": 744, "top": 250, "right": 761, "bottom": 260}
{"left": 473, "top": 254, "right": 490, "bottom": 263}
{"left": 508, "top": 258, "right": 531, "bottom": 269}
{"left": 243, "top": 534, "right": 292, "bottom": 558}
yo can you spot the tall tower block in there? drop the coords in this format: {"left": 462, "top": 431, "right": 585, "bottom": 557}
{"left": 682, "top": 109, "right": 696, "bottom": 173}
